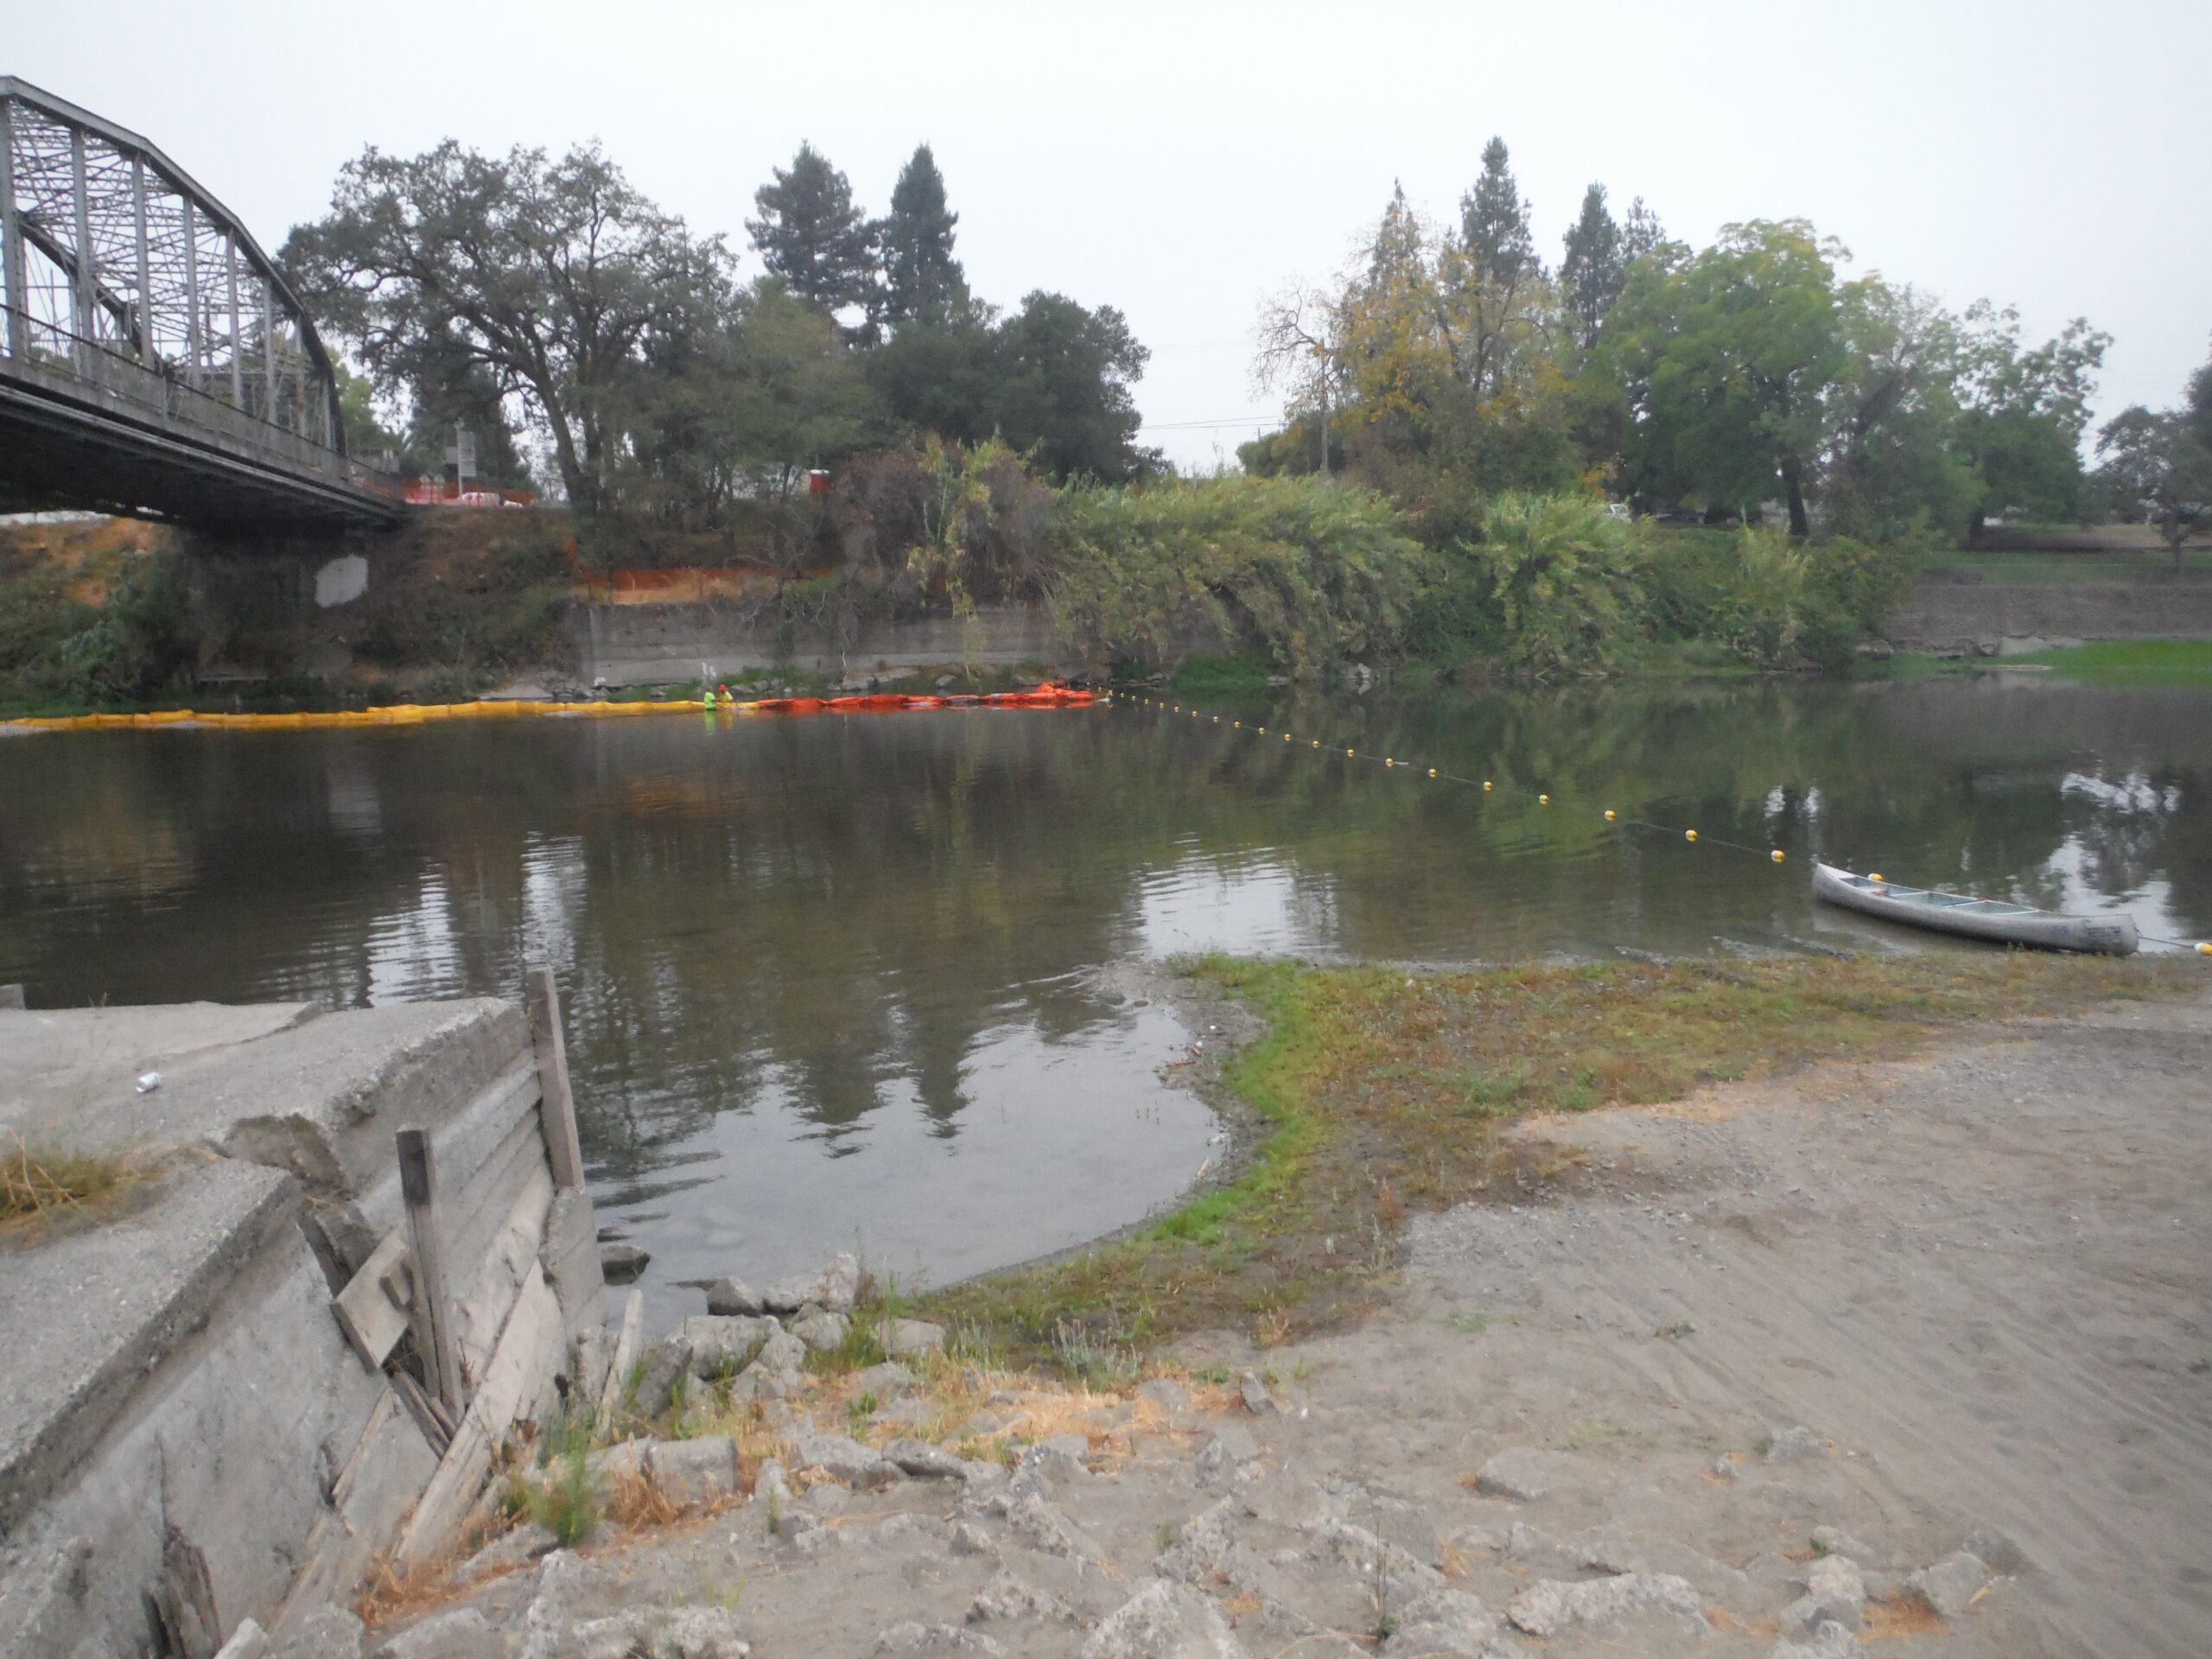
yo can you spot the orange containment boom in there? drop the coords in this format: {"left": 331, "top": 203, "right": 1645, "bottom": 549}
{"left": 0, "top": 683, "right": 1101, "bottom": 735}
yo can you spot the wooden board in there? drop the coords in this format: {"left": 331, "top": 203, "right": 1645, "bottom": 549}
{"left": 540, "top": 1186, "right": 606, "bottom": 1341}
{"left": 397, "top": 1262, "right": 563, "bottom": 1565}
{"left": 447, "top": 1106, "right": 547, "bottom": 1274}
{"left": 270, "top": 1386, "right": 438, "bottom": 1635}
{"left": 526, "top": 966, "right": 586, "bottom": 1191}
{"left": 331, "top": 1228, "right": 410, "bottom": 1370}
{"left": 595, "top": 1289, "right": 644, "bottom": 1437}
{"left": 428, "top": 1061, "right": 541, "bottom": 1223}
{"left": 455, "top": 1162, "right": 555, "bottom": 1387}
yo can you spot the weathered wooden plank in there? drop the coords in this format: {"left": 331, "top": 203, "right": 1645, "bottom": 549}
{"left": 397, "top": 1262, "right": 562, "bottom": 1566}
{"left": 148, "top": 1526, "right": 220, "bottom": 1659}
{"left": 525, "top": 966, "right": 585, "bottom": 1191}
{"left": 397, "top": 1128, "right": 464, "bottom": 1416}
{"left": 388, "top": 1367, "right": 451, "bottom": 1459}
{"left": 331, "top": 1228, "right": 410, "bottom": 1370}
{"left": 447, "top": 1107, "right": 545, "bottom": 1275}
{"left": 270, "top": 1386, "right": 438, "bottom": 1636}
{"left": 425, "top": 1060, "right": 539, "bottom": 1217}
{"left": 540, "top": 1186, "right": 606, "bottom": 1343}
{"left": 594, "top": 1289, "right": 643, "bottom": 1437}
{"left": 454, "top": 1162, "right": 554, "bottom": 1388}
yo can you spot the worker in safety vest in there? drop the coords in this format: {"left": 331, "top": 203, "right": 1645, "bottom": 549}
{"left": 702, "top": 684, "right": 716, "bottom": 709}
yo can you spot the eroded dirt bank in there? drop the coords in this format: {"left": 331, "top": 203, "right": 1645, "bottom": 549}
{"left": 359, "top": 993, "right": 2212, "bottom": 1659}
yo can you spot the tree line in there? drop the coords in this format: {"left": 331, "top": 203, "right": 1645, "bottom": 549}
{"left": 281, "top": 138, "right": 1160, "bottom": 531}
{"left": 1247, "top": 138, "right": 2202, "bottom": 544}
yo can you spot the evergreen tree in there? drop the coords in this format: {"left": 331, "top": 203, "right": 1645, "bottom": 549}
{"left": 877, "top": 143, "right": 966, "bottom": 327}
{"left": 1456, "top": 137, "right": 1542, "bottom": 398}
{"left": 1621, "top": 196, "right": 1669, "bottom": 264}
{"left": 1559, "top": 183, "right": 1624, "bottom": 352}
{"left": 1369, "top": 181, "right": 1427, "bottom": 286}
{"left": 1460, "top": 137, "right": 1538, "bottom": 293}
{"left": 746, "top": 143, "right": 878, "bottom": 319}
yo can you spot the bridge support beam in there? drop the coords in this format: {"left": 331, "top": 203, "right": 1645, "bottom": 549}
{"left": 0, "top": 98, "right": 22, "bottom": 358}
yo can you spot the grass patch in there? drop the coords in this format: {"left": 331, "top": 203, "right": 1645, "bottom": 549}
{"left": 925, "top": 951, "right": 2192, "bottom": 1363}
{"left": 2006, "top": 639, "right": 2212, "bottom": 686}
{"left": 1170, "top": 651, "right": 1275, "bottom": 693}
{"left": 1918, "top": 548, "right": 2212, "bottom": 583}
{"left": 517, "top": 1444, "right": 602, "bottom": 1547}
{"left": 1, "top": 1139, "right": 141, "bottom": 1230}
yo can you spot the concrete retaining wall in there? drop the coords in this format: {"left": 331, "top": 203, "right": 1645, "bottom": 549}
{"left": 1884, "top": 575, "right": 2212, "bottom": 653}
{"left": 571, "top": 601, "right": 1239, "bottom": 688}
{"left": 0, "top": 993, "right": 606, "bottom": 1657}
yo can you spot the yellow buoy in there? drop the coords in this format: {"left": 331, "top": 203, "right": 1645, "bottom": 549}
{"left": 1686, "top": 830, "right": 1699, "bottom": 842}
{"left": 1385, "top": 758, "right": 1393, "bottom": 766}
{"left": 1313, "top": 740, "right": 1320, "bottom": 748}
{"left": 1604, "top": 809, "right": 1616, "bottom": 821}
{"left": 1428, "top": 768, "right": 1437, "bottom": 777}
{"left": 1346, "top": 748, "right": 1356, "bottom": 757}
{"left": 1483, "top": 780, "right": 1491, "bottom": 791}
{"left": 2197, "top": 942, "right": 2212, "bottom": 956}
{"left": 1538, "top": 793, "right": 1549, "bottom": 804}
{"left": 1286, "top": 734, "right": 1293, "bottom": 741}
{"left": 1771, "top": 850, "right": 1786, "bottom": 862}
{"left": 1869, "top": 873, "right": 1882, "bottom": 881}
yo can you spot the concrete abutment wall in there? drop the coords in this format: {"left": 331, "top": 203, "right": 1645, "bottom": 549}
{"left": 0, "top": 988, "right": 607, "bottom": 1658}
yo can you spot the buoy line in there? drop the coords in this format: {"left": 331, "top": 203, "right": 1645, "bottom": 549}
{"left": 1122, "top": 693, "right": 1785, "bottom": 863}
{"left": 1123, "top": 692, "right": 2209, "bottom": 956}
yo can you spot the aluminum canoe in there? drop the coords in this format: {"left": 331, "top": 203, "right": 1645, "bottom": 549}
{"left": 1811, "top": 862, "right": 2137, "bottom": 956}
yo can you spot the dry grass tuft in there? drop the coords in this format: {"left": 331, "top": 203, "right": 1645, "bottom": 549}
{"left": 1704, "top": 1605, "right": 1776, "bottom": 1637}
{"left": 1865, "top": 1594, "right": 1949, "bottom": 1637}
{"left": 1, "top": 1138, "right": 142, "bottom": 1230}
{"left": 601, "top": 1469, "right": 683, "bottom": 1530}
{"left": 353, "top": 1546, "right": 473, "bottom": 1628}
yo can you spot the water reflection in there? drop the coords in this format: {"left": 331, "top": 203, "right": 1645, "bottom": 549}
{"left": 3, "top": 677, "right": 2209, "bottom": 1314}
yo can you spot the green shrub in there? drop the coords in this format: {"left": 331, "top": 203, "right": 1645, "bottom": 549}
{"left": 1641, "top": 524, "right": 1909, "bottom": 671}
{"left": 1052, "top": 474, "right": 1427, "bottom": 680}
{"left": 1464, "top": 493, "right": 1647, "bottom": 678}
{"left": 47, "top": 552, "right": 194, "bottom": 702}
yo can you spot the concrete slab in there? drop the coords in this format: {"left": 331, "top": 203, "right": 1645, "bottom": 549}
{"left": 1, "top": 999, "right": 525, "bottom": 1197}
{"left": 0, "top": 1001, "right": 318, "bottom": 1126}
{"left": 0, "top": 1156, "right": 298, "bottom": 1539}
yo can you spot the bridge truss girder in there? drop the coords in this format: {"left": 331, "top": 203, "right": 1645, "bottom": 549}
{"left": 0, "top": 76, "right": 398, "bottom": 528}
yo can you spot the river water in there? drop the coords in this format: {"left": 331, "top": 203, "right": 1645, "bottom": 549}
{"left": 3, "top": 675, "right": 2207, "bottom": 1316}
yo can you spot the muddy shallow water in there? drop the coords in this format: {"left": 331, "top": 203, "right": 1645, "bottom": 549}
{"left": 3, "top": 675, "right": 2207, "bottom": 1319}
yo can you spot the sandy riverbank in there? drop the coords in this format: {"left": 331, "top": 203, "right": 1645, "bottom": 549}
{"left": 353, "top": 988, "right": 2211, "bottom": 1658}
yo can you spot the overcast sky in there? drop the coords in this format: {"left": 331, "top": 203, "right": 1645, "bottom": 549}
{"left": 15, "top": 0, "right": 2207, "bottom": 471}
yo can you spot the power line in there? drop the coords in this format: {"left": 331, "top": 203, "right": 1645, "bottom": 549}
{"left": 1138, "top": 415, "right": 1280, "bottom": 432}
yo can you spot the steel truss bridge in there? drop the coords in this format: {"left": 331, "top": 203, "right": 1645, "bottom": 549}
{"left": 0, "top": 77, "right": 402, "bottom": 529}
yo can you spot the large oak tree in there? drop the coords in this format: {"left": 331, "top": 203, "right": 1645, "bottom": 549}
{"left": 281, "top": 141, "right": 730, "bottom": 514}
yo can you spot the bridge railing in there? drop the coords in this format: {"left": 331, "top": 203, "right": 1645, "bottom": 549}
{"left": 0, "top": 308, "right": 408, "bottom": 505}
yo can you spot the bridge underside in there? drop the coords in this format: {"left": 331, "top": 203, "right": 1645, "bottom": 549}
{"left": 0, "top": 365, "right": 404, "bottom": 530}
